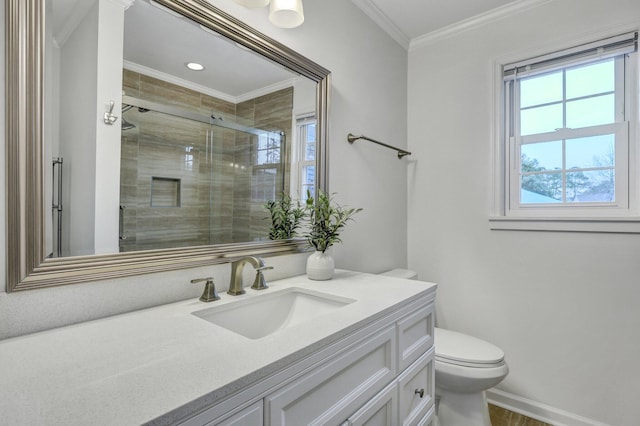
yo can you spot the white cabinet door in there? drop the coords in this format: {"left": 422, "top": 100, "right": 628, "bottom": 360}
{"left": 346, "top": 381, "right": 398, "bottom": 426}
{"left": 265, "top": 326, "right": 397, "bottom": 426}
{"left": 398, "top": 349, "right": 434, "bottom": 426}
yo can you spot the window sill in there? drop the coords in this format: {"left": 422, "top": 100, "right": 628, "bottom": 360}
{"left": 489, "top": 216, "right": 640, "bottom": 233}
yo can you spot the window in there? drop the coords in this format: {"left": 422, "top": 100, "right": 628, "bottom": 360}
{"left": 492, "top": 32, "right": 640, "bottom": 231}
{"left": 297, "top": 116, "right": 316, "bottom": 199}
{"left": 252, "top": 132, "right": 283, "bottom": 202}
{"left": 256, "top": 132, "right": 283, "bottom": 166}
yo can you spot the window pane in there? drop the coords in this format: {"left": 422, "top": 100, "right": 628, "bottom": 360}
{"left": 566, "top": 170, "right": 614, "bottom": 202}
{"left": 521, "top": 140, "right": 562, "bottom": 171}
{"left": 566, "top": 94, "right": 614, "bottom": 129}
{"left": 520, "top": 172, "right": 562, "bottom": 203}
{"left": 303, "top": 165, "right": 315, "bottom": 185}
{"left": 520, "top": 104, "right": 562, "bottom": 135}
{"left": 566, "top": 59, "right": 614, "bottom": 99}
{"left": 302, "top": 163, "right": 315, "bottom": 200}
{"left": 306, "top": 123, "right": 316, "bottom": 142}
{"left": 566, "top": 134, "right": 614, "bottom": 169}
{"left": 520, "top": 71, "right": 563, "bottom": 108}
{"left": 305, "top": 141, "right": 316, "bottom": 161}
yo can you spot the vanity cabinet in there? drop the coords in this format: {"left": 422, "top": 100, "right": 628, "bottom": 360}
{"left": 0, "top": 273, "right": 437, "bottom": 425}
{"left": 265, "top": 326, "right": 397, "bottom": 425}
{"left": 187, "top": 299, "right": 435, "bottom": 426}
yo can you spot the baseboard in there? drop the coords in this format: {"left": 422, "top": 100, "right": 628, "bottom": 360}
{"left": 486, "top": 389, "right": 610, "bottom": 426}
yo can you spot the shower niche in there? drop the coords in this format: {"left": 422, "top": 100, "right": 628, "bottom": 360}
{"left": 150, "top": 177, "right": 181, "bottom": 208}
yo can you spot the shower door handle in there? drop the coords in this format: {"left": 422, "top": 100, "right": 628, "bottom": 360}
{"left": 52, "top": 157, "right": 63, "bottom": 257}
{"left": 119, "top": 205, "right": 127, "bottom": 240}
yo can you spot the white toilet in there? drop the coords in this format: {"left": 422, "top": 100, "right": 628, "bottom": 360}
{"left": 380, "top": 269, "right": 509, "bottom": 426}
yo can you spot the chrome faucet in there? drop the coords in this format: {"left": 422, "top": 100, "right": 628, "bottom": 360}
{"left": 228, "top": 256, "right": 273, "bottom": 295}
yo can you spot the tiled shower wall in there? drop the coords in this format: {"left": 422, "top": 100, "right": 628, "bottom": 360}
{"left": 120, "top": 69, "right": 293, "bottom": 252}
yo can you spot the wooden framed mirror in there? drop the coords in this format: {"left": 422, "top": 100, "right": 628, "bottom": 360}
{"left": 5, "top": 0, "right": 330, "bottom": 292}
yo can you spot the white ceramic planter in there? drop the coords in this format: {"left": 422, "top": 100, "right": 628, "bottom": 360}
{"left": 306, "top": 250, "right": 334, "bottom": 280}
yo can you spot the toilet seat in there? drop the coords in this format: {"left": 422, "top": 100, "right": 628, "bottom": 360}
{"left": 435, "top": 328, "right": 505, "bottom": 368}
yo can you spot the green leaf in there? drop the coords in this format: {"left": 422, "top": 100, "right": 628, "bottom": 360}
{"left": 304, "top": 190, "right": 362, "bottom": 252}
{"left": 263, "top": 192, "right": 307, "bottom": 240}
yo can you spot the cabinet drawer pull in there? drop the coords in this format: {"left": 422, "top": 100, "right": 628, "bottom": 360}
{"left": 415, "top": 388, "right": 424, "bottom": 398}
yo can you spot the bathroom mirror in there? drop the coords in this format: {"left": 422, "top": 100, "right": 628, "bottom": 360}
{"left": 6, "top": 0, "right": 330, "bottom": 292}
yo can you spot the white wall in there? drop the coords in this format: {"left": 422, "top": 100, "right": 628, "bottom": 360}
{"left": 56, "top": 0, "right": 125, "bottom": 256}
{"left": 58, "top": 1, "right": 98, "bottom": 256}
{"left": 407, "top": 1, "right": 640, "bottom": 425}
{"left": 93, "top": 0, "right": 126, "bottom": 254}
{"left": 223, "top": 0, "right": 410, "bottom": 273}
{"left": 0, "top": 0, "right": 408, "bottom": 339}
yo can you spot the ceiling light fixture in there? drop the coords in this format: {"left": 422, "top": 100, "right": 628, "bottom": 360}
{"left": 232, "top": 0, "right": 304, "bottom": 29}
{"left": 232, "top": 0, "right": 270, "bottom": 8}
{"left": 186, "top": 62, "right": 205, "bottom": 71}
{"left": 269, "top": 0, "right": 304, "bottom": 29}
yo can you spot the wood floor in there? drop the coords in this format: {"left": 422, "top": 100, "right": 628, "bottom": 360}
{"left": 489, "top": 404, "right": 551, "bottom": 426}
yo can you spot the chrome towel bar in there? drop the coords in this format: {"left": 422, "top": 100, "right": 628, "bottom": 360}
{"left": 347, "top": 133, "right": 411, "bottom": 159}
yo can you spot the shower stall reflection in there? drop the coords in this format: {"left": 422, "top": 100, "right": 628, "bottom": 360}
{"left": 119, "top": 97, "right": 286, "bottom": 252}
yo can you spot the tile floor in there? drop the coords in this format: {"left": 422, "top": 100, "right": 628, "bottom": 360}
{"left": 489, "top": 404, "right": 551, "bottom": 426}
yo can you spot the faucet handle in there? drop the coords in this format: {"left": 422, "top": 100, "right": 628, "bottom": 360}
{"left": 190, "top": 277, "right": 220, "bottom": 302}
{"left": 251, "top": 266, "right": 273, "bottom": 290}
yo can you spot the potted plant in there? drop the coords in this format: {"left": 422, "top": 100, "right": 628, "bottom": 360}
{"left": 264, "top": 193, "right": 306, "bottom": 240}
{"left": 304, "top": 190, "right": 362, "bottom": 280}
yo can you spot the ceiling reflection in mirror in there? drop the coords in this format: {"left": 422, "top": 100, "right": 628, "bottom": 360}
{"left": 46, "top": 0, "right": 318, "bottom": 258}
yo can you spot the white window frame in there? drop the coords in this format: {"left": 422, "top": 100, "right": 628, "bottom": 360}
{"left": 490, "top": 31, "right": 640, "bottom": 233}
{"left": 292, "top": 114, "right": 316, "bottom": 201}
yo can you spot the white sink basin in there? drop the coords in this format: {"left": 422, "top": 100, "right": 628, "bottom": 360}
{"left": 192, "top": 287, "right": 356, "bottom": 339}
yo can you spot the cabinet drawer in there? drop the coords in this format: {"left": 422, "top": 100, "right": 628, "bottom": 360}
{"left": 265, "top": 326, "right": 397, "bottom": 426}
{"left": 346, "top": 381, "right": 397, "bottom": 426}
{"left": 210, "top": 401, "right": 263, "bottom": 426}
{"left": 417, "top": 405, "right": 435, "bottom": 426}
{"left": 397, "top": 303, "right": 434, "bottom": 372}
{"left": 398, "top": 348, "right": 434, "bottom": 426}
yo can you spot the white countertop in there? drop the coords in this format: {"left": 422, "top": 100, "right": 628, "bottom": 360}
{"left": 0, "top": 271, "right": 436, "bottom": 426}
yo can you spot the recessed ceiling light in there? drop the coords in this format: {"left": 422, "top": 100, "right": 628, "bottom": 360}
{"left": 186, "top": 62, "right": 205, "bottom": 71}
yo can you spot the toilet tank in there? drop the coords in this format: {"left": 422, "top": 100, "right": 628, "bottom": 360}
{"left": 380, "top": 269, "right": 418, "bottom": 280}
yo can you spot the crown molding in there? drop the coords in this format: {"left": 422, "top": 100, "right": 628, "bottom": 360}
{"left": 235, "top": 77, "right": 298, "bottom": 103}
{"left": 409, "top": 0, "right": 553, "bottom": 51}
{"left": 351, "top": 0, "right": 410, "bottom": 50}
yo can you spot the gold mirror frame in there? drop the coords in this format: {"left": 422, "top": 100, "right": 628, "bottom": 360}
{"left": 5, "top": 0, "right": 330, "bottom": 292}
